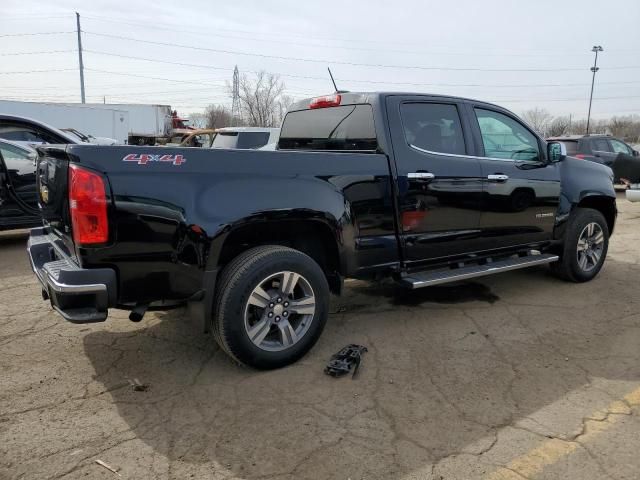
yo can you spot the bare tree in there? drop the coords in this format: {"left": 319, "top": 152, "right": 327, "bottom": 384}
{"left": 521, "top": 108, "right": 552, "bottom": 137}
{"left": 568, "top": 119, "right": 587, "bottom": 135}
{"left": 234, "top": 71, "right": 286, "bottom": 127}
{"left": 204, "top": 104, "right": 233, "bottom": 129}
{"left": 547, "top": 116, "right": 571, "bottom": 137}
{"left": 277, "top": 94, "right": 295, "bottom": 126}
{"left": 187, "top": 112, "right": 207, "bottom": 129}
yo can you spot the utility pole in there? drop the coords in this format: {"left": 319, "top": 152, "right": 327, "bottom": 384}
{"left": 76, "top": 12, "right": 86, "bottom": 104}
{"left": 231, "top": 65, "right": 240, "bottom": 127}
{"left": 586, "top": 45, "right": 603, "bottom": 135}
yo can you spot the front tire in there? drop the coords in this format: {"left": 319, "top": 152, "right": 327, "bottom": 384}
{"left": 213, "top": 246, "right": 329, "bottom": 369}
{"left": 550, "top": 208, "right": 609, "bottom": 282}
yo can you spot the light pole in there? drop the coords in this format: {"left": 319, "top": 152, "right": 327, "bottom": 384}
{"left": 586, "top": 45, "right": 603, "bottom": 134}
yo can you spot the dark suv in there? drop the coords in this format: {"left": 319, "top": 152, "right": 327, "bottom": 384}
{"left": 547, "top": 134, "right": 640, "bottom": 182}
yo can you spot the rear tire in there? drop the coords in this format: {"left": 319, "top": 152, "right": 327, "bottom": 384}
{"left": 213, "top": 246, "right": 329, "bottom": 369}
{"left": 550, "top": 208, "right": 609, "bottom": 282}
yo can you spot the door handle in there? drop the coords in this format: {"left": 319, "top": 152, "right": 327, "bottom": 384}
{"left": 408, "top": 172, "right": 435, "bottom": 180}
{"left": 487, "top": 174, "right": 509, "bottom": 181}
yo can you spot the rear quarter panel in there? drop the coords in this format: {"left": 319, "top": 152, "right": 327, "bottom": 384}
{"left": 68, "top": 145, "right": 395, "bottom": 304}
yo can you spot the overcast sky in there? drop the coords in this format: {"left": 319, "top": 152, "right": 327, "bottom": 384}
{"left": 1, "top": 0, "right": 639, "bottom": 119}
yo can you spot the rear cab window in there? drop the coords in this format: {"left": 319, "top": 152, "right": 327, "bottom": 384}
{"left": 237, "top": 132, "right": 270, "bottom": 149}
{"left": 278, "top": 104, "right": 378, "bottom": 151}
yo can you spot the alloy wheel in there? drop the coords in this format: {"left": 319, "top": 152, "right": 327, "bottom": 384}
{"left": 243, "top": 271, "right": 316, "bottom": 352}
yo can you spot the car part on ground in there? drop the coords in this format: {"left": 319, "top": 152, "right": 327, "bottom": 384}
{"left": 325, "top": 344, "right": 368, "bottom": 378}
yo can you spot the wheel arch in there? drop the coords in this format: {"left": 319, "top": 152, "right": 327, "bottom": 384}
{"left": 576, "top": 194, "right": 617, "bottom": 235}
{"left": 206, "top": 214, "right": 347, "bottom": 295}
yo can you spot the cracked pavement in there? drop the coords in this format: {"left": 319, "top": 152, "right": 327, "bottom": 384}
{"left": 2, "top": 195, "right": 640, "bottom": 479}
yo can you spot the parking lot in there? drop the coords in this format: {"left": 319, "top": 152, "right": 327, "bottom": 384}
{"left": 0, "top": 194, "right": 638, "bottom": 480}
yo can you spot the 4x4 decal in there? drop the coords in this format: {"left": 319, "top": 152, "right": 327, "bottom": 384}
{"left": 123, "top": 153, "right": 186, "bottom": 166}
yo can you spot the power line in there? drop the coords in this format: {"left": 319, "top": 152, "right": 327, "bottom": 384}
{"left": 85, "top": 68, "right": 231, "bottom": 86}
{"left": 83, "top": 31, "right": 640, "bottom": 73}
{"left": 0, "top": 68, "right": 76, "bottom": 75}
{"left": 81, "top": 14, "right": 605, "bottom": 58}
{"left": 81, "top": 14, "right": 637, "bottom": 55}
{"left": 0, "top": 50, "right": 75, "bottom": 56}
{"left": 494, "top": 95, "right": 640, "bottom": 103}
{"left": 84, "top": 49, "right": 640, "bottom": 89}
{"left": 0, "top": 31, "right": 74, "bottom": 38}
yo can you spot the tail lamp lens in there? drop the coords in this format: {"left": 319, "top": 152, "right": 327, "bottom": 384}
{"left": 69, "top": 164, "right": 109, "bottom": 245}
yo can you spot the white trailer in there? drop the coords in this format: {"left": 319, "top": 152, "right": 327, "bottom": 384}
{"left": 64, "top": 103, "right": 174, "bottom": 145}
{"left": 0, "top": 100, "right": 129, "bottom": 144}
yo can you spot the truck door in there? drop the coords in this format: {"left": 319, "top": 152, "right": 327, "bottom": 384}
{"left": 385, "top": 96, "right": 483, "bottom": 265}
{"left": 0, "top": 142, "right": 40, "bottom": 230}
{"left": 588, "top": 137, "right": 616, "bottom": 167}
{"left": 608, "top": 138, "right": 640, "bottom": 183}
{"left": 466, "top": 104, "right": 561, "bottom": 250}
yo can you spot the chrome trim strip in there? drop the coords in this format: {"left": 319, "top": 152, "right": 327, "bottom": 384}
{"left": 43, "top": 270, "right": 107, "bottom": 294}
{"left": 408, "top": 144, "right": 542, "bottom": 164}
{"left": 403, "top": 254, "right": 559, "bottom": 289}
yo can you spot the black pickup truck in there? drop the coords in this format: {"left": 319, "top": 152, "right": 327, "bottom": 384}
{"left": 23, "top": 92, "right": 617, "bottom": 369}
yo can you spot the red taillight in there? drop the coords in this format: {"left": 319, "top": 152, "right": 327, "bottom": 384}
{"left": 309, "top": 94, "right": 341, "bottom": 109}
{"left": 574, "top": 154, "right": 586, "bottom": 159}
{"left": 68, "top": 164, "right": 109, "bottom": 245}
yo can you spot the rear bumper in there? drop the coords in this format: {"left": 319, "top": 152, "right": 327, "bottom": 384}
{"left": 27, "top": 227, "right": 117, "bottom": 323}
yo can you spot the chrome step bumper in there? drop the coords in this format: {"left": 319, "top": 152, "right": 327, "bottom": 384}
{"left": 27, "top": 227, "right": 117, "bottom": 323}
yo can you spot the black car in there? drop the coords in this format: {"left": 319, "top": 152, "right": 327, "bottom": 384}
{"left": 547, "top": 134, "right": 640, "bottom": 182}
{"left": 0, "top": 115, "right": 78, "bottom": 231}
{"left": 0, "top": 139, "right": 41, "bottom": 230}
{"left": 0, "top": 114, "right": 77, "bottom": 147}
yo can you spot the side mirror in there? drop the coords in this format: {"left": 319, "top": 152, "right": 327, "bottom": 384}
{"left": 547, "top": 141, "right": 566, "bottom": 162}
{"left": 633, "top": 150, "right": 639, "bottom": 157}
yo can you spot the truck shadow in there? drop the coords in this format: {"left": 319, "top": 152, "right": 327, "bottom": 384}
{"left": 82, "top": 262, "right": 640, "bottom": 479}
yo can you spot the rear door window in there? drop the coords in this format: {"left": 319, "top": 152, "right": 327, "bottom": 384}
{"left": 591, "top": 138, "right": 612, "bottom": 152}
{"left": 279, "top": 105, "right": 377, "bottom": 151}
{"left": 400, "top": 103, "right": 466, "bottom": 155}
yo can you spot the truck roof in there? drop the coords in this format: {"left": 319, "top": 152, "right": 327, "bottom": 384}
{"left": 289, "top": 91, "right": 506, "bottom": 112}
